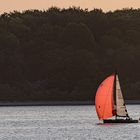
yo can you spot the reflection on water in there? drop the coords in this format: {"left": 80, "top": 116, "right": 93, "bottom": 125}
{"left": 0, "top": 105, "right": 139, "bottom": 140}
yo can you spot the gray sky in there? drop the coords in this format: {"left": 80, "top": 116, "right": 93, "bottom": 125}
{"left": 0, "top": 0, "right": 140, "bottom": 13}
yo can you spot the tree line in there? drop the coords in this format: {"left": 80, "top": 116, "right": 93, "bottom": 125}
{"left": 0, "top": 7, "right": 140, "bottom": 101}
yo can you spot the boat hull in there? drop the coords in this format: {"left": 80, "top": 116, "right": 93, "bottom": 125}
{"left": 103, "top": 119, "right": 139, "bottom": 123}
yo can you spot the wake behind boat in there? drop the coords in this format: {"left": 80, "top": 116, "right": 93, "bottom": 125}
{"left": 95, "top": 73, "right": 139, "bottom": 123}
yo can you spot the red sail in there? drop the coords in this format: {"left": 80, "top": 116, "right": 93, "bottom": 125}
{"left": 95, "top": 74, "right": 115, "bottom": 120}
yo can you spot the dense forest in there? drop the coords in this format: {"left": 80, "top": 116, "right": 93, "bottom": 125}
{"left": 0, "top": 7, "right": 140, "bottom": 101}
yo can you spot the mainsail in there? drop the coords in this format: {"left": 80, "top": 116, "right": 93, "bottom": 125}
{"left": 95, "top": 74, "right": 115, "bottom": 120}
{"left": 115, "top": 75, "right": 129, "bottom": 117}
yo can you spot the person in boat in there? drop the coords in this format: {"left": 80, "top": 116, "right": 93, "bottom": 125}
{"left": 125, "top": 114, "right": 132, "bottom": 120}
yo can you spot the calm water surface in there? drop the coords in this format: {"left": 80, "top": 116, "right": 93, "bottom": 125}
{"left": 0, "top": 105, "right": 139, "bottom": 140}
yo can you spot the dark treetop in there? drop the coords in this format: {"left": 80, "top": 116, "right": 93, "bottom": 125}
{"left": 0, "top": 7, "right": 140, "bottom": 102}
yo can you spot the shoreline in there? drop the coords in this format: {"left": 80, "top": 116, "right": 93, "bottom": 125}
{"left": 0, "top": 100, "right": 140, "bottom": 106}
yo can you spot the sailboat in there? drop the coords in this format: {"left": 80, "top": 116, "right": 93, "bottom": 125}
{"left": 95, "top": 73, "right": 139, "bottom": 123}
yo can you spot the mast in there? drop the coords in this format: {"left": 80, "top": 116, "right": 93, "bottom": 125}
{"left": 114, "top": 71, "right": 117, "bottom": 119}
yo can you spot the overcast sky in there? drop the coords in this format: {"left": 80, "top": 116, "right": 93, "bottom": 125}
{"left": 0, "top": 0, "right": 140, "bottom": 13}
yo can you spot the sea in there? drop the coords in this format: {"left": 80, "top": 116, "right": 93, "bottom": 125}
{"left": 0, "top": 105, "right": 139, "bottom": 140}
